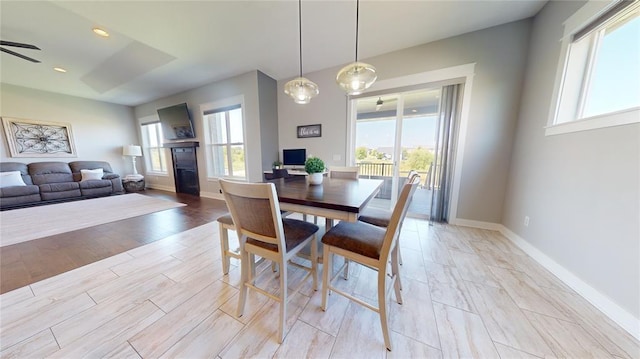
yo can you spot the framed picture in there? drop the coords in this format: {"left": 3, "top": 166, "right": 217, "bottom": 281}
{"left": 1, "top": 117, "right": 78, "bottom": 157}
{"left": 297, "top": 124, "right": 322, "bottom": 138}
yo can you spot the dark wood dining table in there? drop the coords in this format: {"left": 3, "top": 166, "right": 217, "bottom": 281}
{"left": 267, "top": 176, "right": 383, "bottom": 223}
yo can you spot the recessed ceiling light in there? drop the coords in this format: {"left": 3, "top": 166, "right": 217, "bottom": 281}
{"left": 92, "top": 28, "right": 109, "bottom": 37}
{"left": 53, "top": 67, "right": 67, "bottom": 73}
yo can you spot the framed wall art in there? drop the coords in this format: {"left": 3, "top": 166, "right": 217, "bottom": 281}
{"left": 297, "top": 124, "right": 321, "bottom": 138}
{"left": 2, "top": 117, "right": 78, "bottom": 157}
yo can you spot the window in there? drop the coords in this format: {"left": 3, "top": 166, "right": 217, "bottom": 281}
{"left": 548, "top": 0, "right": 639, "bottom": 135}
{"left": 203, "top": 98, "right": 246, "bottom": 179}
{"left": 141, "top": 122, "right": 168, "bottom": 174}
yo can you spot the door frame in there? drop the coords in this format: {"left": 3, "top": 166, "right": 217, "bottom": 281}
{"left": 347, "top": 63, "right": 476, "bottom": 223}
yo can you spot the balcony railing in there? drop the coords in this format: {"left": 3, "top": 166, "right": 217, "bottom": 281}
{"left": 356, "top": 162, "right": 433, "bottom": 199}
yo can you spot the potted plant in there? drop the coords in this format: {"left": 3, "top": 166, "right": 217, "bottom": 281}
{"left": 304, "top": 156, "right": 325, "bottom": 185}
{"left": 272, "top": 160, "right": 282, "bottom": 169}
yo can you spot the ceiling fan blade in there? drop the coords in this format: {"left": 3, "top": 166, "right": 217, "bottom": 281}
{"left": 0, "top": 40, "right": 40, "bottom": 50}
{"left": 0, "top": 47, "right": 41, "bottom": 63}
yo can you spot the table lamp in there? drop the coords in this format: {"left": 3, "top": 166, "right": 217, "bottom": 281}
{"left": 122, "top": 145, "right": 142, "bottom": 176}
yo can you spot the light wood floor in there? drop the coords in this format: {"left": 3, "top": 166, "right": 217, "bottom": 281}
{"left": 1, "top": 208, "right": 638, "bottom": 358}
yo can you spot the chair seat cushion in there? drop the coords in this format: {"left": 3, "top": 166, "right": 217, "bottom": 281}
{"left": 217, "top": 213, "right": 234, "bottom": 226}
{"left": 358, "top": 207, "right": 391, "bottom": 227}
{"left": 247, "top": 218, "right": 318, "bottom": 252}
{"left": 322, "top": 221, "right": 386, "bottom": 260}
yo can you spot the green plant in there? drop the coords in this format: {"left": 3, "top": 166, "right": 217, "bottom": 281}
{"left": 272, "top": 160, "right": 282, "bottom": 168}
{"left": 304, "top": 156, "right": 325, "bottom": 174}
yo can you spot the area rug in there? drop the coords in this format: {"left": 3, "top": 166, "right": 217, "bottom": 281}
{"left": 0, "top": 194, "right": 185, "bottom": 247}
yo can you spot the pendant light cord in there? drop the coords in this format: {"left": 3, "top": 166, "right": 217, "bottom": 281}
{"left": 298, "top": 0, "right": 303, "bottom": 77}
{"left": 355, "top": 0, "right": 359, "bottom": 61}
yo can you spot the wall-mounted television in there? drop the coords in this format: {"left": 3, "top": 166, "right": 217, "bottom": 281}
{"left": 283, "top": 148, "right": 306, "bottom": 166}
{"left": 157, "top": 103, "right": 195, "bottom": 140}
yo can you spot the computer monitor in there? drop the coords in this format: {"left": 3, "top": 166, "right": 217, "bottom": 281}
{"left": 282, "top": 148, "right": 306, "bottom": 166}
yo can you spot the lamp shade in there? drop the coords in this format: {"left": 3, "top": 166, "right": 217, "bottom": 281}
{"left": 123, "top": 145, "right": 142, "bottom": 157}
{"left": 284, "top": 77, "right": 319, "bottom": 104}
{"left": 336, "top": 61, "right": 377, "bottom": 95}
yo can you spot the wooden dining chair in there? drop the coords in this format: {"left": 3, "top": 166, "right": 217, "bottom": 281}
{"left": 328, "top": 166, "right": 359, "bottom": 180}
{"left": 321, "top": 178, "right": 419, "bottom": 351}
{"left": 219, "top": 179, "right": 318, "bottom": 343}
{"left": 358, "top": 172, "right": 420, "bottom": 266}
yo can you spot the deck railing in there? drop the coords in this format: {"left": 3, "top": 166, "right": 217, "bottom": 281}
{"left": 356, "top": 162, "right": 432, "bottom": 199}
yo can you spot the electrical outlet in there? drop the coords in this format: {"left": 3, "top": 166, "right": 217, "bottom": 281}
{"left": 524, "top": 216, "right": 530, "bottom": 227}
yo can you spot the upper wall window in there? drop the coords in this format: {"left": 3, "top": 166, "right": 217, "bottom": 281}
{"left": 547, "top": 0, "right": 639, "bottom": 136}
{"left": 202, "top": 96, "right": 247, "bottom": 180}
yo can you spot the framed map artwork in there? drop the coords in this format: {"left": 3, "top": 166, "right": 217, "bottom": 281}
{"left": 1, "top": 117, "right": 78, "bottom": 157}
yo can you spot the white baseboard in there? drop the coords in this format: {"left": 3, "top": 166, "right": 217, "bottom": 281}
{"left": 200, "top": 191, "right": 224, "bottom": 201}
{"left": 450, "top": 218, "right": 639, "bottom": 340}
{"left": 451, "top": 218, "right": 502, "bottom": 231}
{"left": 145, "top": 184, "right": 175, "bottom": 192}
{"left": 498, "top": 225, "right": 640, "bottom": 341}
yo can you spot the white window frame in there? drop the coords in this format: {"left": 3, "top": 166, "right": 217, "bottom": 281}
{"left": 546, "top": 0, "right": 640, "bottom": 136}
{"left": 201, "top": 95, "right": 248, "bottom": 180}
{"left": 140, "top": 121, "right": 168, "bottom": 175}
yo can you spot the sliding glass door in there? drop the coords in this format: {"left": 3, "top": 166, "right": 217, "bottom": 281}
{"left": 352, "top": 88, "right": 440, "bottom": 217}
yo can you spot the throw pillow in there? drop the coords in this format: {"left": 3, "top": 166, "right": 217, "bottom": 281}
{"left": 0, "top": 171, "right": 27, "bottom": 188}
{"left": 81, "top": 168, "right": 104, "bottom": 181}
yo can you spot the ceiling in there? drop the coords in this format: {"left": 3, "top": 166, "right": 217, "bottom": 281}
{"left": 0, "top": 0, "right": 547, "bottom": 107}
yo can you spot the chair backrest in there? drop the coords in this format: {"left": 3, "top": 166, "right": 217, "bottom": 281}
{"left": 219, "top": 179, "right": 286, "bottom": 251}
{"left": 329, "top": 166, "right": 359, "bottom": 179}
{"left": 272, "top": 168, "right": 290, "bottom": 179}
{"left": 379, "top": 175, "right": 420, "bottom": 262}
{"left": 407, "top": 170, "right": 418, "bottom": 182}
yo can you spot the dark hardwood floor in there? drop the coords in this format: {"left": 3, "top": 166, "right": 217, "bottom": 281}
{"left": 0, "top": 190, "right": 229, "bottom": 294}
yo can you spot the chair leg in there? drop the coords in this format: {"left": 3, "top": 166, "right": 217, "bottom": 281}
{"left": 219, "top": 223, "right": 231, "bottom": 275}
{"left": 321, "top": 245, "right": 332, "bottom": 311}
{"left": 392, "top": 246, "right": 403, "bottom": 292}
{"left": 391, "top": 246, "right": 402, "bottom": 304}
{"left": 378, "top": 268, "right": 392, "bottom": 351}
{"left": 278, "top": 257, "right": 288, "bottom": 344}
{"left": 311, "top": 235, "right": 318, "bottom": 291}
{"left": 398, "top": 245, "right": 403, "bottom": 266}
{"left": 237, "top": 249, "right": 249, "bottom": 317}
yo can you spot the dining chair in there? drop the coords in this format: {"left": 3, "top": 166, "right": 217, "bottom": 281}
{"left": 219, "top": 179, "right": 318, "bottom": 343}
{"left": 321, "top": 177, "right": 419, "bottom": 351}
{"left": 328, "top": 166, "right": 359, "bottom": 180}
{"left": 358, "top": 171, "right": 420, "bottom": 266}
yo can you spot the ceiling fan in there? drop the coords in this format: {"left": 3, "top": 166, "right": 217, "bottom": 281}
{"left": 375, "top": 96, "right": 397, "bottom": 111}
{"left": 0, "top": 40, "right": 41, "bottom": 63}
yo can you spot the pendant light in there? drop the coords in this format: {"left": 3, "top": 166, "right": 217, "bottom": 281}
{"left": 336, "top": 0, "right": 377, "bottom": 95}
{"left": 284, "top": 0, "right": 319, "bottom": 104}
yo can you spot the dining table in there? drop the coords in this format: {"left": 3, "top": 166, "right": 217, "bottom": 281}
{"left": 267, "top": 175, "right": 383, "bottom": 224}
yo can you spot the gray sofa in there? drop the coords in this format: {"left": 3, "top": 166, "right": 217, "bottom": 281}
{"left": 0, "top": 161, "right": 124, "bottom": 210}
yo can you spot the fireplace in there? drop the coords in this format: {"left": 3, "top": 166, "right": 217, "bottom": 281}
{"left": 164, "top": 141, "right": 199, "bottom": 196}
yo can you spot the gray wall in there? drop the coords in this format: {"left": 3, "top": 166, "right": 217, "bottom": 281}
{"left": 257, "top": 71, "right": 280, "bottom": 170}
{"left": 134, "top": 70, "right": 277, "bottom": 197}
{"left": 503, "top": 1, "right": 639, "bottom": 319}
{"left": 277, "top": 20, "right": 531, "bottom": 224}
{"left": 0, "top": 84, "right": 137, "bottom": 175}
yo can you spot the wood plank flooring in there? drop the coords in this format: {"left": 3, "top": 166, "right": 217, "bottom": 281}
{"left": 1, "top": 190, "right": 638, "bottom": 358}
{"left": 0, "top": 190, "right": 229, "bottom": 294}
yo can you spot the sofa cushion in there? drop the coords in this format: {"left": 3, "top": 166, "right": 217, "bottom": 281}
{"left": 80, "top": 168, "right": 104, "bottom": 181}
{"left": 0, "top": 171, "right": 26, "bottom": 188}
{"left": 39, "top": 182, "right": 81, "bottom": 200}
{"left": 29, "top": 162, "right": 74, "bottom": 185}
{"left": 70, "top": 161, "right": 115, "bottom": 181}
{"left": 0, "top": 184, "right": 40, "bottom": 197}
{"left": 0, "top": 162, "right": 33, "bottom": 185}
{"left": 79, "top": 179, "right": 112, "bottom": 197}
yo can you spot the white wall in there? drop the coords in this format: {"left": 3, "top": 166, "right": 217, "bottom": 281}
{"left": 0, "top": 84, "right": 137, "bottom": 174}
{"left": 503, "top": 0, "right": 640, "bottom": 324}
{"left": 277, "top": 20, "right": 532, "bottom": 224}
{"left": 134, "top": 70, "right": 277, "bottom": 197}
